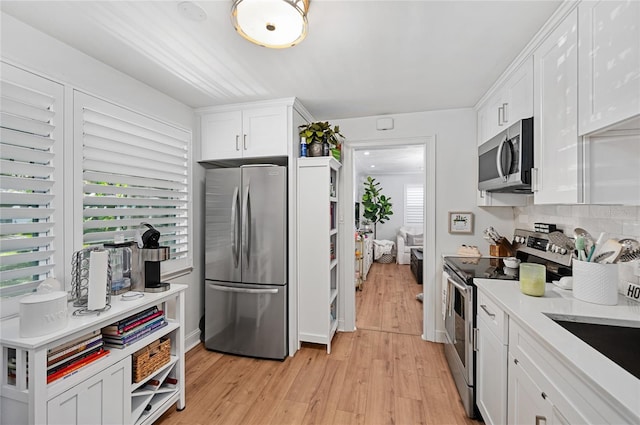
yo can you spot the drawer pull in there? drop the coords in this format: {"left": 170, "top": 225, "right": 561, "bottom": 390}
{"left": 541, "top": 392, "right": 547, "bottom": 400}
{"left": 480, "top": 304, "right": 495, "bottom": 319}
{"left": 514, "top": 358, "right": 519, "bottom": 365}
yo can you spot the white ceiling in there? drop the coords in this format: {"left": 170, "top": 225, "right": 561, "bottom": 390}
{"left": 0, "top": 0, "right": 562, "bottom": 121}
{"left": 354, "top": 145, "right": 424, "bottom": 179}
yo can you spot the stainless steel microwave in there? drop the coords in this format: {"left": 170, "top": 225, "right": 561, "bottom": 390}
{"left": 478, "top": 117, "right": 533, "bottom": 193}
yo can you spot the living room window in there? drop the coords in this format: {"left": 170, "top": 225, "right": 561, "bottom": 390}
{"left": 404, "top": 184, "right": 424, "bottom": 226}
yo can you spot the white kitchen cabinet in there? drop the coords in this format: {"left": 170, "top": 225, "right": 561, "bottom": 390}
{"left": 578, "top": 0, "right": 640, "bottom": 135}
{"left": 476, "top": 292, "right": 508, "bottom": 425}
{"left": 477, "top": 57, "right": 534, "bottom": 145}
{"left": 0, "top": 284, "right": 186, "bottom": 425}
{"left": 47, "top": 358, "right": 129, "bottom": 425}
{"left": 532, "top": 8, "right": 580, "bottom": 204}
{"left": 200, "top": 102, "right": 289, "bottom": 161}
{"left": 508, "top": 320, "right": 594, "bottom": 425}
{"left": 297, "top": 157, "right": 341, "bottom": 353}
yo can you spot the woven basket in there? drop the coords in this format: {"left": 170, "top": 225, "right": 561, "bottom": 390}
{"left": 132, "top": 337, "right": 171, "bottom": 383}
{"left": 376, "top": 251, "right": 396, "bottom": 264}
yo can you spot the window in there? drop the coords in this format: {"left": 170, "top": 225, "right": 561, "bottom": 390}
{"left": 1, "top": 63, "right": 64, "bottom": 306}
{"left": 74, "top": 92, "right": 192, "bottom": 276}
{"left": 404, "top": 184, "right": 424, "bottom": 225}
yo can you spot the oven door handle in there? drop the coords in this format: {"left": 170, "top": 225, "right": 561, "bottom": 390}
{"left": 448, "top": 276, "right": 470, "bottom": 294}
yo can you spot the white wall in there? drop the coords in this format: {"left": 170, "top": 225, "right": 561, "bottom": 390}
{"left": 333, "top": 108, "right": 516, "bottom": 340}
{"left": 1, "top": 13, "right": 203, "bottom": 349}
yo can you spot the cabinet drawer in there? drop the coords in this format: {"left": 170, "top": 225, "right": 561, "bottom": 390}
{"left": 477, "top": 290, "right": 507, "bottom": 342}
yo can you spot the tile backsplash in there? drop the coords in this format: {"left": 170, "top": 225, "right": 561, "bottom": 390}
{"left": 514, "top": 202, "right": 640, "bottom": 239}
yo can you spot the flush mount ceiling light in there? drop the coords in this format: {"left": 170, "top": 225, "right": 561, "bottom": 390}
{"left": 231, "top": 0, "right": 309, "bottom": 48}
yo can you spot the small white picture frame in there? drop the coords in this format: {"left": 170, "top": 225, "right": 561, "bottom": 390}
{"left": 448, "top": 212, "right": 474, "bottom": 234}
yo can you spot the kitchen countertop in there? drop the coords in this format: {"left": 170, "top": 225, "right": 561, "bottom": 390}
{"left": 474, "top": 278, "right": 640, "bottom": 421}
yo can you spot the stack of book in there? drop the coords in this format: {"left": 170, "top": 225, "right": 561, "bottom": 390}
{"left": 47, "top": 330, "right": 109, "bottom": 384}
{"left": 102, "top": 306, "right": 167, "bottom": 348}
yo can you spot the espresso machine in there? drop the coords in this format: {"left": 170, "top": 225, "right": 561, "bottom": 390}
{"left": 130, "top": 223, "right": 170, "bottom": 292}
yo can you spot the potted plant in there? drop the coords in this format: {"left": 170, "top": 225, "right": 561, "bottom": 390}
{"left": 362, "top": 176, "right": 393, "bottom": 239}
{"left": 299, "top": 121, "right": 343, "bottom": 158}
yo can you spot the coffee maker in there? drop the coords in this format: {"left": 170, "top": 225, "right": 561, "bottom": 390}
{"left": 130, "top": 223, "right": 170, "bottom": 292}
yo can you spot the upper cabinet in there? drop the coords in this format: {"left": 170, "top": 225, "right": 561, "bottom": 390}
{"left": 532, "top": 8, "right": 580, "bottom": 204}
{"left": 199, "top": 99, "right": 305, "bottom": 161}
{"left": 578, "top": 0, "right": 640, "bottom": 135}
{"left": 477, "top": 57, "right": 534, "bottom": 145}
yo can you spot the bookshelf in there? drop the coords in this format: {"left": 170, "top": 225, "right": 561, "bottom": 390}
{"left": 0, "top": 284, "right": 186, "bottom": 425}
{"left": 297, "top": 156, "right": 341, "bottom": 353}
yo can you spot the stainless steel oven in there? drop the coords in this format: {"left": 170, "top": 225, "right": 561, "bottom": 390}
{"left": 443, "top": 265, "right": 476, "bottom": 418}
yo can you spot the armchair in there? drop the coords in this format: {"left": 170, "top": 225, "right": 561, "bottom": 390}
{"left": 396, "top": 226, "right": 424, "bottom": 264}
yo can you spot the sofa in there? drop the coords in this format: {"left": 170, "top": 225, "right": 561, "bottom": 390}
{"left": 396, "top": 226, "right": 424, "bottom": 264}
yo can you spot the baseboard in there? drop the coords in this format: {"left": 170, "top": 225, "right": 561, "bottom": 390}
{"left": 185, "top": 329, "right": 201, "bottom": 352}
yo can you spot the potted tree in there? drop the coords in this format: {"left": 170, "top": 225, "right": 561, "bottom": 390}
{"left": 362, "top": 176, "right": 393, "bottom": 239}
{"left": 298, "top": 121, "right": 343, "bottom": 158}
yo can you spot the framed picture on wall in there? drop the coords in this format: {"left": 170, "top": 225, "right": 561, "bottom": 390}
{"left": 448, "top": 212, "right": 474, "bottom": 234}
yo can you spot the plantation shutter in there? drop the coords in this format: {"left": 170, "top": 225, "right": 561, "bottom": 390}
{"left": 74, "top": 92, "right": 192, "bottom": 275}
{"left": 405, "top": 184, "right": 424, "bottom": 225}
{"left": 0, "top": 63, "right": 64, "bottom": 299}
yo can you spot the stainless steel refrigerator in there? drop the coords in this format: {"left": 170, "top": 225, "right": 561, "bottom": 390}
{"left": 204, "top": 165, "right": 287, "bottom": 360}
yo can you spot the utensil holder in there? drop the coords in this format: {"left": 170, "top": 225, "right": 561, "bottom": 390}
{"left": 572, "top": 259, "right": 618, "bottom": 305}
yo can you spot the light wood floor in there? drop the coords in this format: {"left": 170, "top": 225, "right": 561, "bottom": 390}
{"left": 157, "top": 263, "right": 480, "bottom": 425}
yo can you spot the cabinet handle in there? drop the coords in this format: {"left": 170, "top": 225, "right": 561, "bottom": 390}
{"left": 502, "top": 103, "right": 509, "bottom": 123}
{"left": 473, "top": 328, "right": 479, "bottom": 352}
{"left": 480, "top": 304, "right": 495, "bottom": 319}
{"left": 235, "top": 135, "right": 240, "bottom": 151}
{"left": 531, "top": 167, "right": 539, "bottom": 192}
{"left": 243, "top": 134, "right": 247, "bottom": 150}
{"left": 535, "top": 415, "right": 547, "bottom": 425}
{"left": 541, "top": 392, "right": 547, "bottom": 400}
{"left": 497, "top": 106, "right": 504, "bottom": 126}
{"left": 514, "top": 358, "right": 519, "bottom": 365}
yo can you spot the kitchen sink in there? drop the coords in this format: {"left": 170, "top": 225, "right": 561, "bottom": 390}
{"left": 544, "top": 313, "right": 640, "bottom": 380}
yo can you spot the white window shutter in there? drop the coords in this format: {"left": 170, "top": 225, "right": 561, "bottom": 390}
{"left": 405, "top": 184, "right": 424, "bottom": 226}
{"left": 0, "top": 62, "right": 64, "bottom": 300}
{"left": 74, "top": 92, "right": 192, "bottom": 275}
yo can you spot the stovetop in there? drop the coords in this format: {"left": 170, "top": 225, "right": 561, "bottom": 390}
{"left": 444, "top": 229, "right": 574, "bottom": 284}
{"left": 444, "top": 256, "right": 519, "bottom": 282}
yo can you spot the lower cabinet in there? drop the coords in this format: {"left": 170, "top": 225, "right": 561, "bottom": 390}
{"left": 47, "top": 358, "right": 129, "bottom": 425}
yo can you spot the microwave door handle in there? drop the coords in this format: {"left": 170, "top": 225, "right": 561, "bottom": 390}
{"left": 496, "top": 136, "right": 507, "bottom": 182}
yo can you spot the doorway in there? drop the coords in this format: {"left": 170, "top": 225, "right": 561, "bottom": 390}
{"left": 340, "top": 136, "right": 437, "bottom": 341}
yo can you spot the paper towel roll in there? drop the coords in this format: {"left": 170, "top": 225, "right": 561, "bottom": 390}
{"left": 88, "top": 250, "right": 108, "bottom": 310}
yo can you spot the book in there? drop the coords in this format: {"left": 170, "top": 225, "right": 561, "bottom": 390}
{"left": 47, "top": 329, "right": 101, "bottom": 357}
{"left": 103, "top": 316, "right": 165, "bottom": 341}
{"left": 102, "top": 310, "right": 164, "bottom": 336}
{"left": 47, "top": 337, "right": 104, "bottom": 367}
{"left": 47, "top": 334, "right": 103, "bottom": 364}
{"left": 47, "top": 349, "right": 110, "bottom": 384}
{"left": 47, "top": 344, "right": 104, "bottom": 375}
{"left": 103, "top": 320, "right": 168, "bottom": 348}
{"left": 102, "top": 306, "right": 159, "bottom": 334}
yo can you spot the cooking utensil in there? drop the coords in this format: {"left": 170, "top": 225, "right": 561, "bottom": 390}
{"left": 573, "top": 228, "right": 594, "bottom": 253}
{"left": 619, "top": 238, "right": 640, "bottom": 255}
{"left": 618, "top": 248, "right": 640, "bottom": 263}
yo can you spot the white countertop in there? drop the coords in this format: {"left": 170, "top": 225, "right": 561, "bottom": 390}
{"left": 474, "top": 278, "right": 640, "bottom": 420}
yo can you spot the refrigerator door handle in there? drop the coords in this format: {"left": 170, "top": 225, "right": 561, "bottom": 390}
{"left": 242, "top": 184, "right": 250, "bottom": 262}
{"left": 207, "top": 283, "right": 278, "bottom": 294}
{"left": 231, "top": 186, "right": 240, "bottom": 267}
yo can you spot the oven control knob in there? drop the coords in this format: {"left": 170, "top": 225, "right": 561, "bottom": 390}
{"left": 559, "top": 248, "right": 567, "bottom": 255}
{"left": 546, "top": 244, "right": 552, "bottom": 252}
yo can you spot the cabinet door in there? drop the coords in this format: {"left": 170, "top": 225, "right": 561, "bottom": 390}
{"left": 242, "top": 106, "right": 288, "bottom": 158}
{"left": 476, "top": 316, "right": 508, "bottom": 425}
{"left": 508, "top": 354, "right": 551, "bottom": 425}
{"left": 201, "top": 110, "right": 243, "bottom": 160}
{"left": 533, "top": 9, "right": 580, "bottom": 204}
{"left": 503, "top": 57, "right": 534, "bottom": 126}
{"left": 47, "top": 358, "right": 129, "bottom": 425}
{"left": 579, "top": 0, "right": 640, "bottom": 135}
{"left": 479, "top": 91, "right": 507, "bottom": 144}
